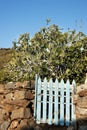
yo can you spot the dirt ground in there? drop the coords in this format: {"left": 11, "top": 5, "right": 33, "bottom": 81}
{"left": 38, "top": 124, "right": 68, "bottom": 130}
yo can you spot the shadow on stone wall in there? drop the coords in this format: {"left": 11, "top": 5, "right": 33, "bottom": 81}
{"left": 76, "top": 117, "right": 87, "bottom": 130}
{"left": 20, "top": 126, "right": 34, "bottom": 130}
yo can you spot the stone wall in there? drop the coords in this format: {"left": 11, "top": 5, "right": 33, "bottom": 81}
{"left": 0, "top": 81, "right": 37, "bottom": 130}
{"left": 74, "top": 82, "right": 87, "bottom": 130}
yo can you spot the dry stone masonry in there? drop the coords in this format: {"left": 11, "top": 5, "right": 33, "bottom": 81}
{"left": 74, "top": 75, "right": 87, "bottom": 130}
{"left": 0, "top": 81, "right": 36, "bottom": 130}
{"left": 0, "top": 75, "right": 87, "bottom": 130}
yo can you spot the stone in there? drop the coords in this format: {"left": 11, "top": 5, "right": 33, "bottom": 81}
{"left": 0, "top": 95, "right": 3, "bottom": 100}
{"left": 22, "top": 81, "right": 30, "bottom": 88}
{"left": 29, "top": 80, "right": 35, "bottom": 89}
{"left": 19, "top": 119, "right": 29, "bottom": 129}
{"left": 0, "top": 99, "right": 19, "bottom": 112}
{"left": 73, "top": 94, "right": 78, "bottom": 104}
{"left": 78, "top": 125, "right": 87, "bottom": 130}
{"left": 0, "top": 114, "right": 4, "bottom": 124}
{"left": 77, "top": 96, "right": 87, "bottom": 108}
{"left": 15, "top": 82, "right": 23, "bottom": 88}
{"left": 28, "top": 118, "right": 36, "bottom": 127}
{"left": 1, "top": 109, "right": 8, "bottom": 115}
{"left": 77, "top": 84, "right": 84, "bottom": 93}
{"left": 14, "top": 90, "right": 25, "bottom": 100}
{"left": 11, "top": 108, "right": 31, "bottom": 120}
{"left": 78, "top": 89, "right": 87, "bottom": 97}
{"left": 13, "top": 90, "right": 34, "bottom": 100}
{"left": 77, "top": 82, "right": 87, "bottom": 94}
{"left": 67, "top": 126, "right": 74, "bottom": 130}
{"left": 25, "top": 91, "right": 34, "bottom": 99}
{"left": 3, "top": 99, "right": 30, "bottom": 108}
{"left": 76, "top": 114, "right": 87, "bottom": 124}
{"left": 5, "top": 82, "right": 16, "bottom": 89}
{"left": 0, "top": 108, "right": 2, "bottom": 114}
{"left": 34, "top": 126, "right": 42, "bottom": 130}
{"left": 10, "top": 120, "right": 19, "bottom": 129}
{"left": 0, "top": 84, "right": 4, "bottom": 93}
{"left": 0, "top": 121, "right": 10, "bottom": 130}
{"left": 5, "top": 92, "right": 14, "bottom": 100}
{"left": 15, "top": 81, "right": 30, "bottom": 88}
{"left": 0, "top": 109, "right": 10, "bottom": 120}
{"left": 76, "top": 107, "right": 87, "bottom": 116}
{"left": 20, "top": 126, "right": 32, "bottom": 130}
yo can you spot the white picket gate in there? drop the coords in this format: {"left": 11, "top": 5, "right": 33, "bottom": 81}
{"left": 34, "top": 75, "right": 76, "bottom": 126}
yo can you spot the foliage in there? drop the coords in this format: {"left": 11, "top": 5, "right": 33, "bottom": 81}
{"left": 0, "top": 48, "right": 13, "bottom": 69}
{"left": 0, "top": 48, "right": 13, "bottom": 83}
{"left": 1, "top": 24, "right": 87, "bottom": 84}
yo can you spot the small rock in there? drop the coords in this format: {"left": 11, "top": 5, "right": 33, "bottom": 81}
{"left": 77, "top": 96, "right": 87, "bottom": 108}
{"left": 79, "top": 125, "right": 87, "bottom": 130}
{"left": 67, "top": 126, "right": 74, "bottom": 130}
{"left": 1, "top": 121, "right": 10, "bottom": 130}
{"left": 10, "top": 120, "right": 19, "bottom": 129}
{"left": 34, "top": 126, "right": 42, "bottom": 130}
{"left": 0, "top": 84, "right": 5, "bottom": 93}
{"left": 76, "top": 107, "right": 87, "bottom": 116}
{"left": 28, "top": 118, "right": 36, "bottom": 127}
{"left": 5, "top": 82, "right": 16, "bottom": 89}
{"left": 78, "top": 89, "right": 87, "bottom": 97}
{"left": 11, "top": 108, "right": 31, "bottom": 120}
{"left": 5, "top": 92, "right": 14, "bottom": 100}
{"left": 15, "top": 82, "right": 22, "bottom": 88}
{"left": 25, "top": 91, "right": 34, "bottom": 99}
{"left": 22, "top": 81, "right": 30, "bottom": 88}
{"left": 73, "top": 94, "right": 78, "bottom": 104}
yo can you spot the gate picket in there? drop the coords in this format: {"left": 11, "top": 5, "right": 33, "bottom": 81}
{"left": 60, "top": 79, "right": 64, "bottom": 126}
{"left": 43, "top": 78, "right": 47, "bottom": 123}
{"left": 36, "top": 77, "right": 41, "bottom": 123}
{"left": 71, "top": 80, "right": 76, "bottom": 125}
{"left": 66, "top": 79, "right": 70, "bottom": 126}
{"left": 48, "top": 78, "right": 53, "bottom": 125}
{"left": 54, "top": 78, "right": 59, "bottom": 125}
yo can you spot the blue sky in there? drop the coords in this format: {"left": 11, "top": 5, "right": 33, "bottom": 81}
{"left": 0, "top": 0, "right": 87, "bottom": 48}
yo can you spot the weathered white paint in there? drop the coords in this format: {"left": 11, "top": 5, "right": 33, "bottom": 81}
{"left": 34, "top": 75, "right": 76, "bottom": 126}
{"left": 60, "top": 79, "right": 64, "bottom": 126}
{"left": 54, "top": 79, "right": 59, "bottom": 125}
{"left": 42, "top": 78, "right": 47, "bottom": 123}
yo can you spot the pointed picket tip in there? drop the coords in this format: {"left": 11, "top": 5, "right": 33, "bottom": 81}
{"left": 55, "top": 78, "right": 59, "bottom": 89}
{"left": 44, "top": 77, "right": 47, "bottom": 82}
{"left": 66, "top": 79, "right": 70, "bottom": 84}
{"left": 66, "top": 79, "right": 70, "bottom": 90}
{"left": 49, "top": 78, "right": 53, "bottom": 89}
{"left": 72, "top": 79, "right": 76, "bottom": 93}
{"left": 49, "top": 78, "right": 53, "bottom": 83}
{"left": 72, "top": 79, "right": 76, "bottom": 85}
{"left": 55, "top": 78, "right": 59, "bottom": 83}
{"left": 35, "top": 74, "right": 38, "bottom": 79}
{"left": 60, "top": 79, "right": 64, "bottom": 85}
{"left": 43, "top": 77, "right": 48, "bottom": 89}
{"left": 38, "top": 76, "right": 41, "bottom": 82}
